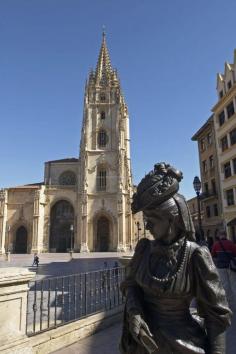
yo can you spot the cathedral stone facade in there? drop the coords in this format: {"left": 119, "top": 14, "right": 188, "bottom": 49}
{"left": 0, "top": 34, "right": 144, "bottom": 254}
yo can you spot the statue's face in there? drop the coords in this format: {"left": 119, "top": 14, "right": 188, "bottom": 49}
{"left": 144, "top": 209, "right": 173, "bottom": 241}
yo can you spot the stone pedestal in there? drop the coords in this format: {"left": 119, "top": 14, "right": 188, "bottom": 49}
{"left": 5, "top": 251, "right": 10, "bottom": 261}
{"left": 80, "top": 242, "right": 90, "bottom": 253}
{"left": 117, "top": 243, "right": 126, "bottom": 252}
{"left": 0, "top": 268, "right": 35, "bottom": 353}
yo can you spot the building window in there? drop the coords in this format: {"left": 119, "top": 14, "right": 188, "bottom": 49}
{"left": 209, "top": 155, "right": 214, "bottom": 169}
{"left": 227, "top": 101, "right": 235, "bottom": 118}
{"left": 207, "top": 132, "right": 212, "bottom": 146}
{"left": 200, "top": 138, "right": 205, "bottom": 151}
{"left": 226, "top": 189, "right": 234, "bottom": 206}
{"left": 230, "top": 128, "right": 236, "bottom": 146}
{"left": 202, "top": 160, "right": 207, "bottom": 173}
{"left": 221, "top": 135, "right": 228, "bottom": 152}
{"left": 100, "top": 93, "right": 106, "bottom": 102}
{"left": 101, "top": 111, "right": 105, "bottom": 120}
{"left": 213, "top": 204, "right": 219, "bottom": 216}
{"left": 227, "top": 81, "right": 232, "bottom": 90}
{"left": 218, "top": 111, "right": 225, "bottom": 126}
{"left": 97, "top": 170, "right": 106, "bottom": 191}
{"left": 219, "top": 90, "right": 224, "bottom": 99}
{"left": 212, "top": 179, "right": 216, "bottom": 194}
{"left": 206, "top": 206, "right": 211, "bottom": 218}
{"left": 59, "top": 171, "right": 77, "bottom": 185}
{"left": 98, "top": 130, "right": 108, "bottom": 147}
{"left": 224, "top": 161, "right": 232, "bottom": 178}
{"left": 204, "top": 182, "right": 209, "bottom": 193}
{"left": 233, "top": 158, "right": 236, "bottom": 174}
{"left": 231, "top": 225, "right": 236, "bottom": 243}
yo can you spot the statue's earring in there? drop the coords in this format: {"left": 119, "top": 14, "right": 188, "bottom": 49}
{"left": 168, "top": 219, "right": 176, "bottom": 238}
{"left": 168, "top": 221, "right": 173, "bottom": 236}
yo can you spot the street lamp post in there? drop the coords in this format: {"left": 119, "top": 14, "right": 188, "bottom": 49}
{"left": 6, "top": 225, "right": 11, "bottom": 261}
{"left": 193, "top": 176, "right": 204, "bottom": 242}
{"left": 69, "top": 224, "right": 74, "bottom": 259}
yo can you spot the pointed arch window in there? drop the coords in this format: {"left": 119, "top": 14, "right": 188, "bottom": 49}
{"left": 97, "top": 169, "right": 107, "bottom": 191}
{"left": 98, "top": 129, "right": 108, "bottom": 147}
{"left": 101, "top": 111, "right": 105, "bottom": 120}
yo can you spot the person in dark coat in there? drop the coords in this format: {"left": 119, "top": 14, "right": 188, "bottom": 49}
{"left": 32, "top": 253, "right": 39, "bottom": 267}
{"left": 211, "top": 230, "right": 236, "bottom": 310}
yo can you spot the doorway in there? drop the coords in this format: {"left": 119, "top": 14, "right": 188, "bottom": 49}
{"left": 50, "top": 200, "right": 74, "bottom": 252}
{"left": 15, "top": 226, "right": 28, "bottom": 253}
{"left": 97, "top": 216, "right": 109, "bottom": 251}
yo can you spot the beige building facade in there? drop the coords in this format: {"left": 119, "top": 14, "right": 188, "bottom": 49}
{"left": 0, "top": 34, "right": 144, "bottom": 254}
{"left": 192, "top": 116, "right": 224, "bottom": 241}
{"left": 212, "top": 49, "right": 236, "bottom": 242}
{"left": 187, "top": 196, "right": 204, "bottom": 239}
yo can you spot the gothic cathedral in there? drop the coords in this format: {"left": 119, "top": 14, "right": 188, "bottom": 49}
{"left": 0, "top": 34, "right": 142, "bottom": 254}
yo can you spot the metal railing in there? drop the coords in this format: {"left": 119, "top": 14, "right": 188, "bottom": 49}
{"left": 26, "top": 267, "right": 126, "bottom": 336}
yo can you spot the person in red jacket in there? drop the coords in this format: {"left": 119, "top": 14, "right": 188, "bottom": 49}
{"left": 211, "top": 230, "right": 236, "bottom": 310}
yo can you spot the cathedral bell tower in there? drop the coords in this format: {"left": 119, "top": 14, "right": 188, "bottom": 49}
{"left": 78, "top": 32, "right": 133, "bottom": 252}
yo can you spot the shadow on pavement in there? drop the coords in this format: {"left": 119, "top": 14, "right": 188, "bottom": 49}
{"left": 30, "top": 257, "right": 121, "bottom": 280}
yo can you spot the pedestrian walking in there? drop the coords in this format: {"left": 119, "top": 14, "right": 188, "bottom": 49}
{"left": 211, "top": 230, "right": 236, "bottom": 310}
{"left": 32, "top": 253, "right": 39, "bottom": 267}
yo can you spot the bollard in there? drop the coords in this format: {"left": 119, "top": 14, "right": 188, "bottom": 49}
{"left": 5, "top": 251, "right": 10, "bottom": 262}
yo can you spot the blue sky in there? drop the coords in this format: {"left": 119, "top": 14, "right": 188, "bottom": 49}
{"left": 0, "top": 0, "right": 235, "bottom": 199}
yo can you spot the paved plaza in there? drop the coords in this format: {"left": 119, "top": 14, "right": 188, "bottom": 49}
{"left": 52, "top": 317, "right": 236, "bottom": 354}
{"left": 52, "top": 323, "right": 121, "bottom": 354}
{"left": 1, "top": 253, "right": 236, "bottom": 353}
{"left": 0, "top": 252, "right": 131, "bottom": 280}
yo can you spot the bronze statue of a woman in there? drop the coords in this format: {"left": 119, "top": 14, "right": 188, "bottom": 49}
{"left": 120, "top": 163, "right": 231, "bottom": 354}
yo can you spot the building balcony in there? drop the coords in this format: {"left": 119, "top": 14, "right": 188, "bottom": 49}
{"left": 200, "top": 189, "right": 217, "bottom": 200}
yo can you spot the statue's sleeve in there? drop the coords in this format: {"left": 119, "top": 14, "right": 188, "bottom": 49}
{"left": 192, "top": 246, "right": 232, "bottom": 354}
{"left": 119, "top": 239, "right": 149, "bottom": 353}
{"left": 120, "top": 238, "right": 149, "bottom": 316}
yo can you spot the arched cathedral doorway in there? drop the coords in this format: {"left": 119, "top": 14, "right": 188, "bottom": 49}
{"left": 97, "top": 216, "right": 110, "bottom": 251}
{"left": 50, "top": 200, "right": 74, "bottom": 252}
{"left": 15, "top": 226, "right": 28, "bottom": 253}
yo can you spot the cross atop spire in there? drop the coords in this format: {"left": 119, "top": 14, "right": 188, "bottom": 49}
{"left": 95, "top": 31, "right": 113, "bottom": 85}
{"left": 102, "top": 25, "right": 106, "bottom": 37}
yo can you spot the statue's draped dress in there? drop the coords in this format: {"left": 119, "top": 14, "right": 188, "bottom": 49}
{"left": 120, "top": 238, "right": 231, "bottom": 354}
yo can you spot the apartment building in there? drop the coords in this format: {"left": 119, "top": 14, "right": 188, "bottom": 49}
{"left": 192, "top": 116, "right": 223, "bottom": 241}
{"left": 212, "top": 50, "right": 236, "bottom": 242}
{"left": 187, "top": 196, "right": 204, "bottom": 240}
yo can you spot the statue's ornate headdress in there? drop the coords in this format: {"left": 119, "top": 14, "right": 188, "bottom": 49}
{"left": 132, "top": 162, "right": 183, "bottom": 213}
{"left": 132, "top": 162, "right": 195, "bottom": 240}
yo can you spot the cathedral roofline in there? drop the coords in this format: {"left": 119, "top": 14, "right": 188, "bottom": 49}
{"left": 7, "top": 182, "right": 44, "bottom": 190}
{"left": 45, "top": 158, "right": 78, "bottom": 164}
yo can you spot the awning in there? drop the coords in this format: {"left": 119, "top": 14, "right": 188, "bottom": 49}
{"left": 227, "top": 218, "right": 236, "bottom": 226}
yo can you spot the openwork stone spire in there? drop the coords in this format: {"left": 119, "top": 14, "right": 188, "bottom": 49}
{"left": 95, "top": 32, "right": 113, "bottom": 85}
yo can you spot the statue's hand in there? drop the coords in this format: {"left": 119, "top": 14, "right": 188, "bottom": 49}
{"left": 129, "top": 314, "right": 153, "bottom": 343}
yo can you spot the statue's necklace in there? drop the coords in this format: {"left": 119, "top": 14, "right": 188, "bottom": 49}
{"left": 149, "top": 238, "right": 188, "bottom": 283}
